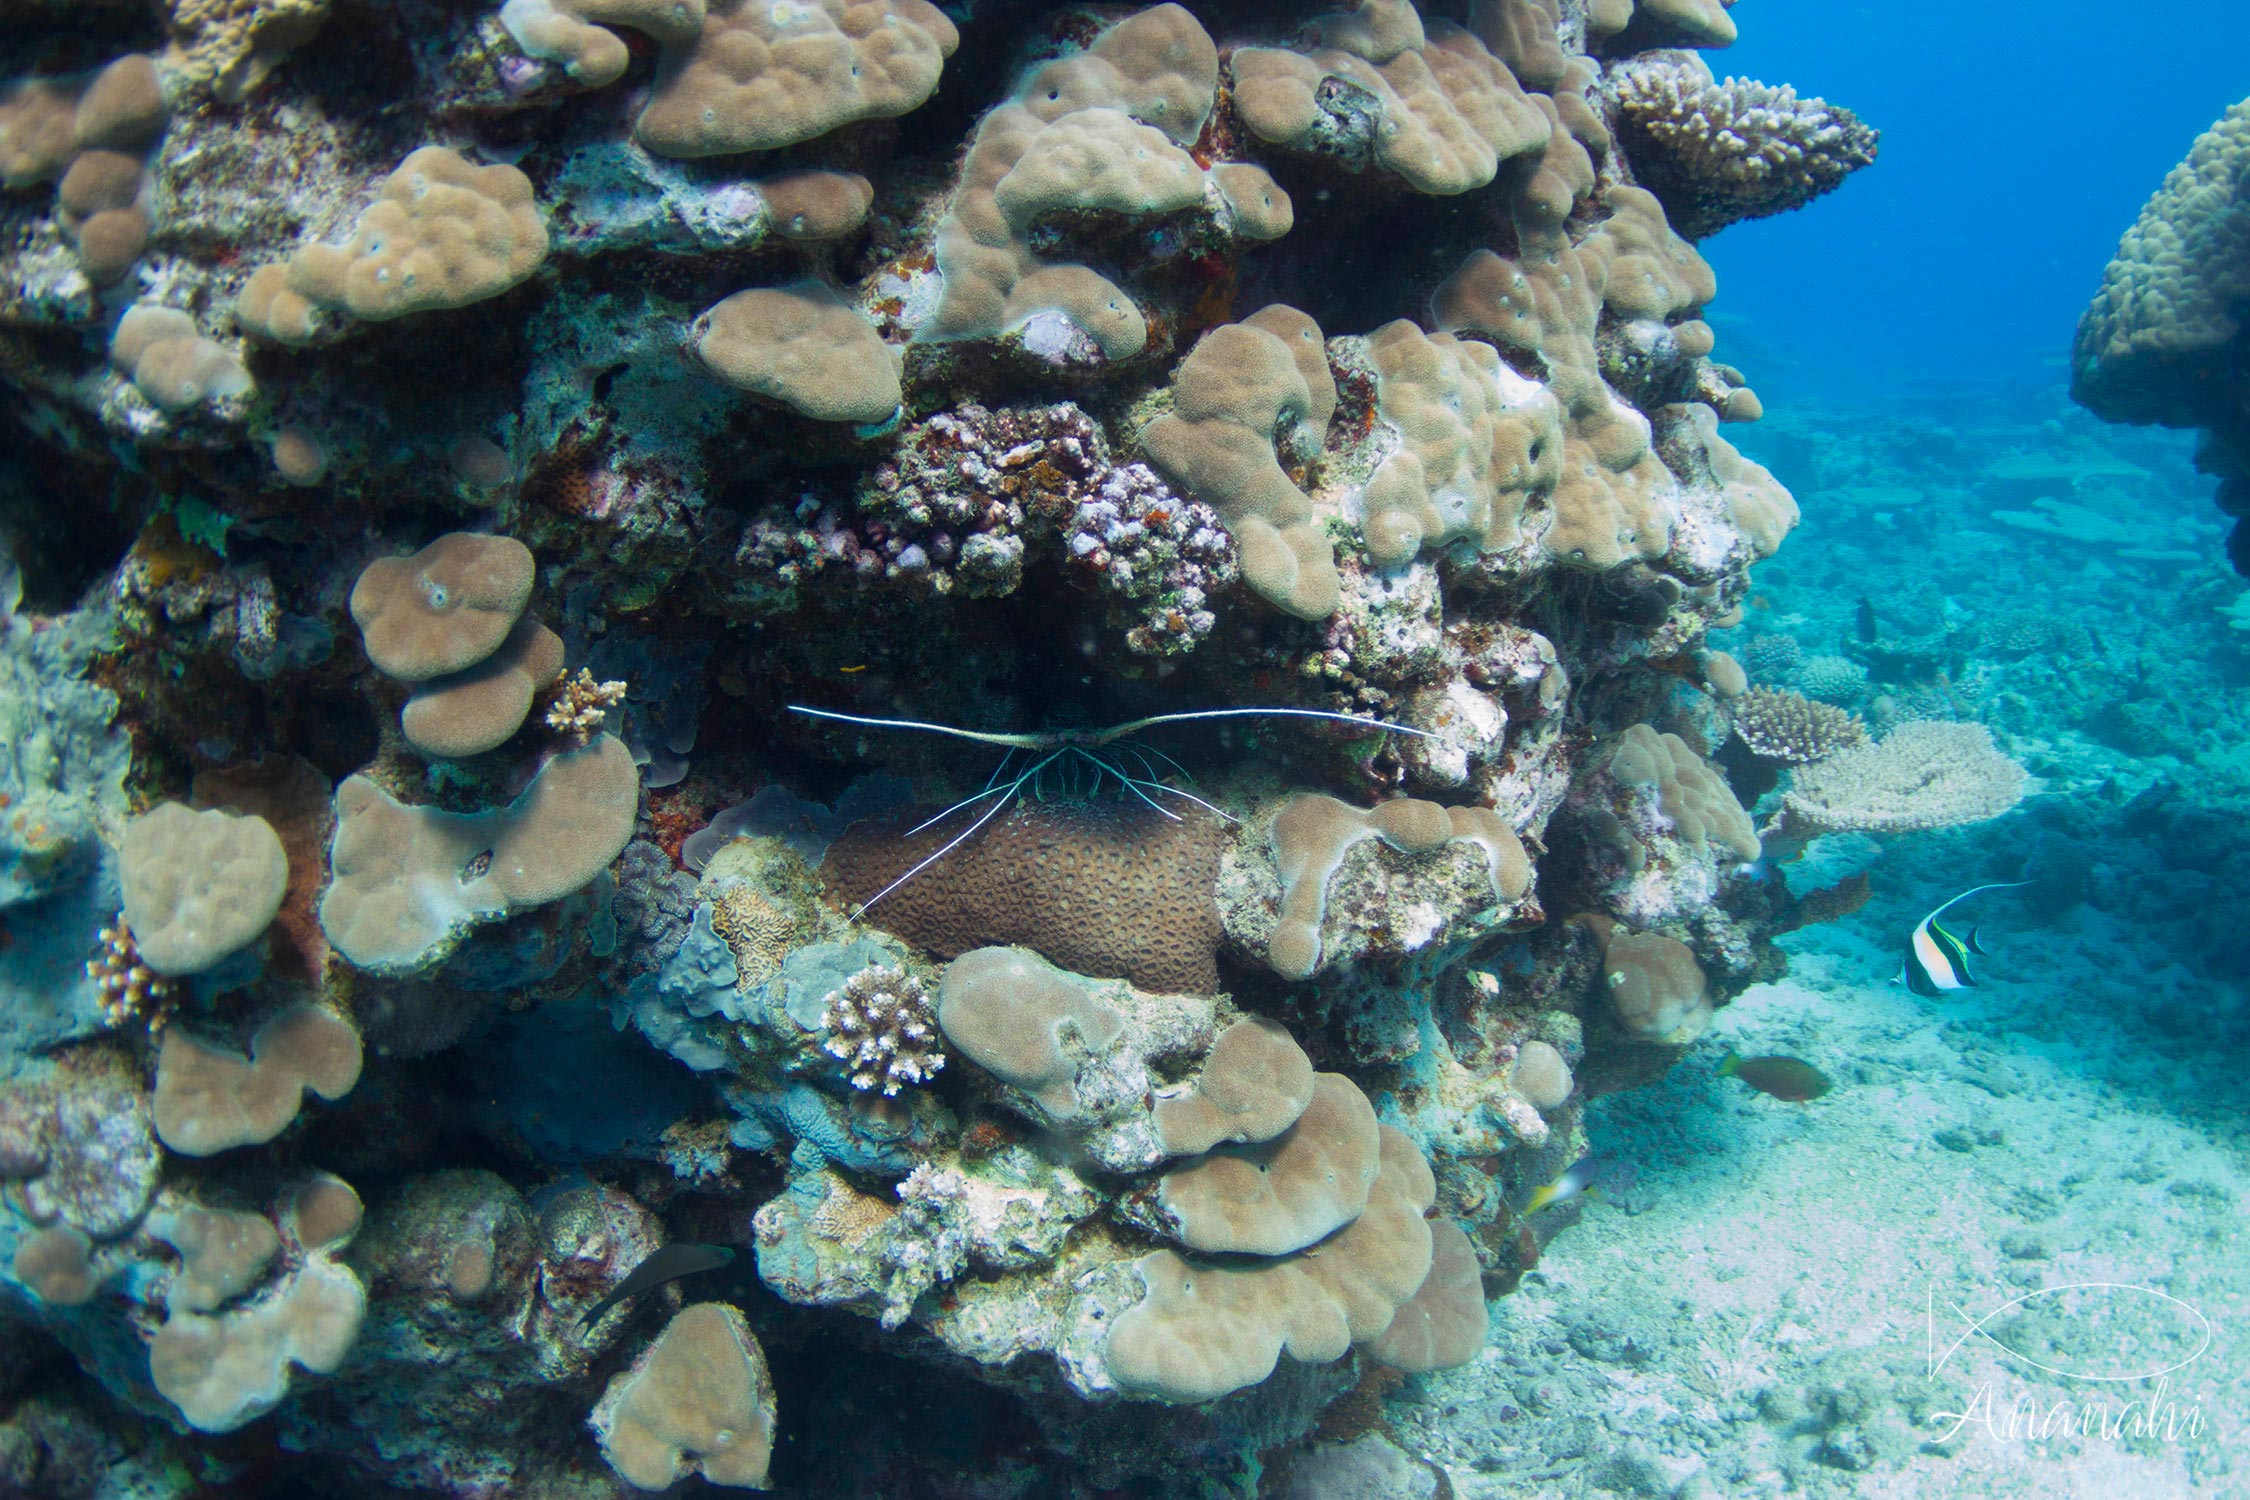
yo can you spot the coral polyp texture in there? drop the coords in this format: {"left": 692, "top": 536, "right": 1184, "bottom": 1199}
{"left": 820, "top": 963, "right": 945, "bottom": 1095}
{"left": 1606, "top": 50, "right": 1879, "bottom": 239}
{"left": 0, "top": 0, "right": 1903, "bottom": 1490}
{"left": 2073, "top": 97, "right": 2250, "bottom": 573}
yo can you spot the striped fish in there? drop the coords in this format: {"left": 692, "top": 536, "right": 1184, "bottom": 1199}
{"left": 1898, "top": 882, "right": 2027, "bottom": 996}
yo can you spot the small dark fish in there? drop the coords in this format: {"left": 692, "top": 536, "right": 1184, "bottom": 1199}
{"left": 1719, "top": 1050, "right": 1832, "bottom": 1102}
{"left": 1854, "top": 596, "right": 1880, "bottom": 643}
{"left": 579, "top": 1243, "right": 736, "bottom": 1327}
{"left": 1898, "top": 882, "right": 2027, "bottom": 997}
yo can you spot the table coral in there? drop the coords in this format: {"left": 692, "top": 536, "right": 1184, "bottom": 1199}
{"left": 1607, "top": 51, "right": 1879, "bottom": 240}
{"left": 1779, "top": 720, "right": 2028, "bottom": 836}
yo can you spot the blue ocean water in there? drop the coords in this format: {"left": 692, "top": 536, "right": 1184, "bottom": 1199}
{"left": 0, "top": 0, "right": 2246, "bottom": 1494}
{"left": 1707, "top": 0, "right": 2250, "bottom": 400}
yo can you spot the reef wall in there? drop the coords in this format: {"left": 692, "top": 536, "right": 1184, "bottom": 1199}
{"left": 0, "top": 1, "right": 1892, "bottom": 1493}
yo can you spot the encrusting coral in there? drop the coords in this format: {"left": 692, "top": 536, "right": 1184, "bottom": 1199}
{"left": 237, "top": 147, "right": 550, "bottom": 344}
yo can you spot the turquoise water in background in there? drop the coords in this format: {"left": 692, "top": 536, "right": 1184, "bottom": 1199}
{"left": 3, "top": 2, "right": 2247, "bottom": 1492}
{"left": 1705, "top": 1, "right": 2250, "bottom": 400}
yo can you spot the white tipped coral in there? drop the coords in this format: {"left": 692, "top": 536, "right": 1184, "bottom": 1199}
{"left": 820, "top": 965, "right": 945, "bottom": 1096}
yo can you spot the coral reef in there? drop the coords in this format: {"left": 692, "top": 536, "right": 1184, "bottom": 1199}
{"left": 1606, "top": 50, "right": 1878, "bottom": 239}
{"left": 2073, "top": 97, "right": 2250, "bottom": 573}
{"left": 0, "top": 0, "right": 1902, "bottom": 1490}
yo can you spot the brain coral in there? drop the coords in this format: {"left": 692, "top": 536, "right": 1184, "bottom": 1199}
{"left": 237, "top": 147, "right": 548, "bottom": 342}
{"left": 822, "top": 798, "right": 1230, "bottom": 995}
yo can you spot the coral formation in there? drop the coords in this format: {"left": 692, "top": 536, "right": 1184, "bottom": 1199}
{"left": 635, "top": 0, "right": 959, "bottom": 158}
{"left": 1260, "top": 793, "right": 1534, "bottom": 981}
{"left": 237, "top": 148, "right": 550, "bottom": 344}
{"left": 108, "top": 305, "right": 252, "bottom": 413}
{"left": 1779, "top": 721, "right": 2028, "bottom": 836}
{"left": 321, "top": 734, "right": 640, "bottom": 971}
{"left": 1729, "top": 685, "right": 1865, "bottom": 763}
{"left": 589, "top": 1301, "right": 777, "bottom": 1490}
{"left": 693, "top": 279, "right": 903, "bottom": 424}
{"left": 2072, "top": 98, "right": 2250, "bottom": 573}
{"left": 152, "top": 1004, "right": 364, "bottom": 1155}
{"left": 0, "top": 54, "right": 167, "bottom": 283}
{"left": 1606, "top": 51, "right": 1879, "bottom": 239}
{"left": 118, "top": 803, "right": 289, "bottom": 975}
{"left": 0, "top": 0, "right": 1900, "bottom": 1488}
{"left": 1140, "top": 306, "right": 1342, "bottom": 619}
{"left": 820, "top": 963, "right": 945, "bottom": 1095}
{"left": 1230, "top": 0, "right": 1549, "bottom": 195}
{"left": 824, "top": 800, "right": 1230, "bottom": 994}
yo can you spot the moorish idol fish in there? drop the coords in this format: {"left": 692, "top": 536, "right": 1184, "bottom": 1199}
{"left": 579, "top": 1243, "right": 736, "bottom": 1328}
{"left": 1898, "top": 882, "right": 2028, "bottom": 997}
